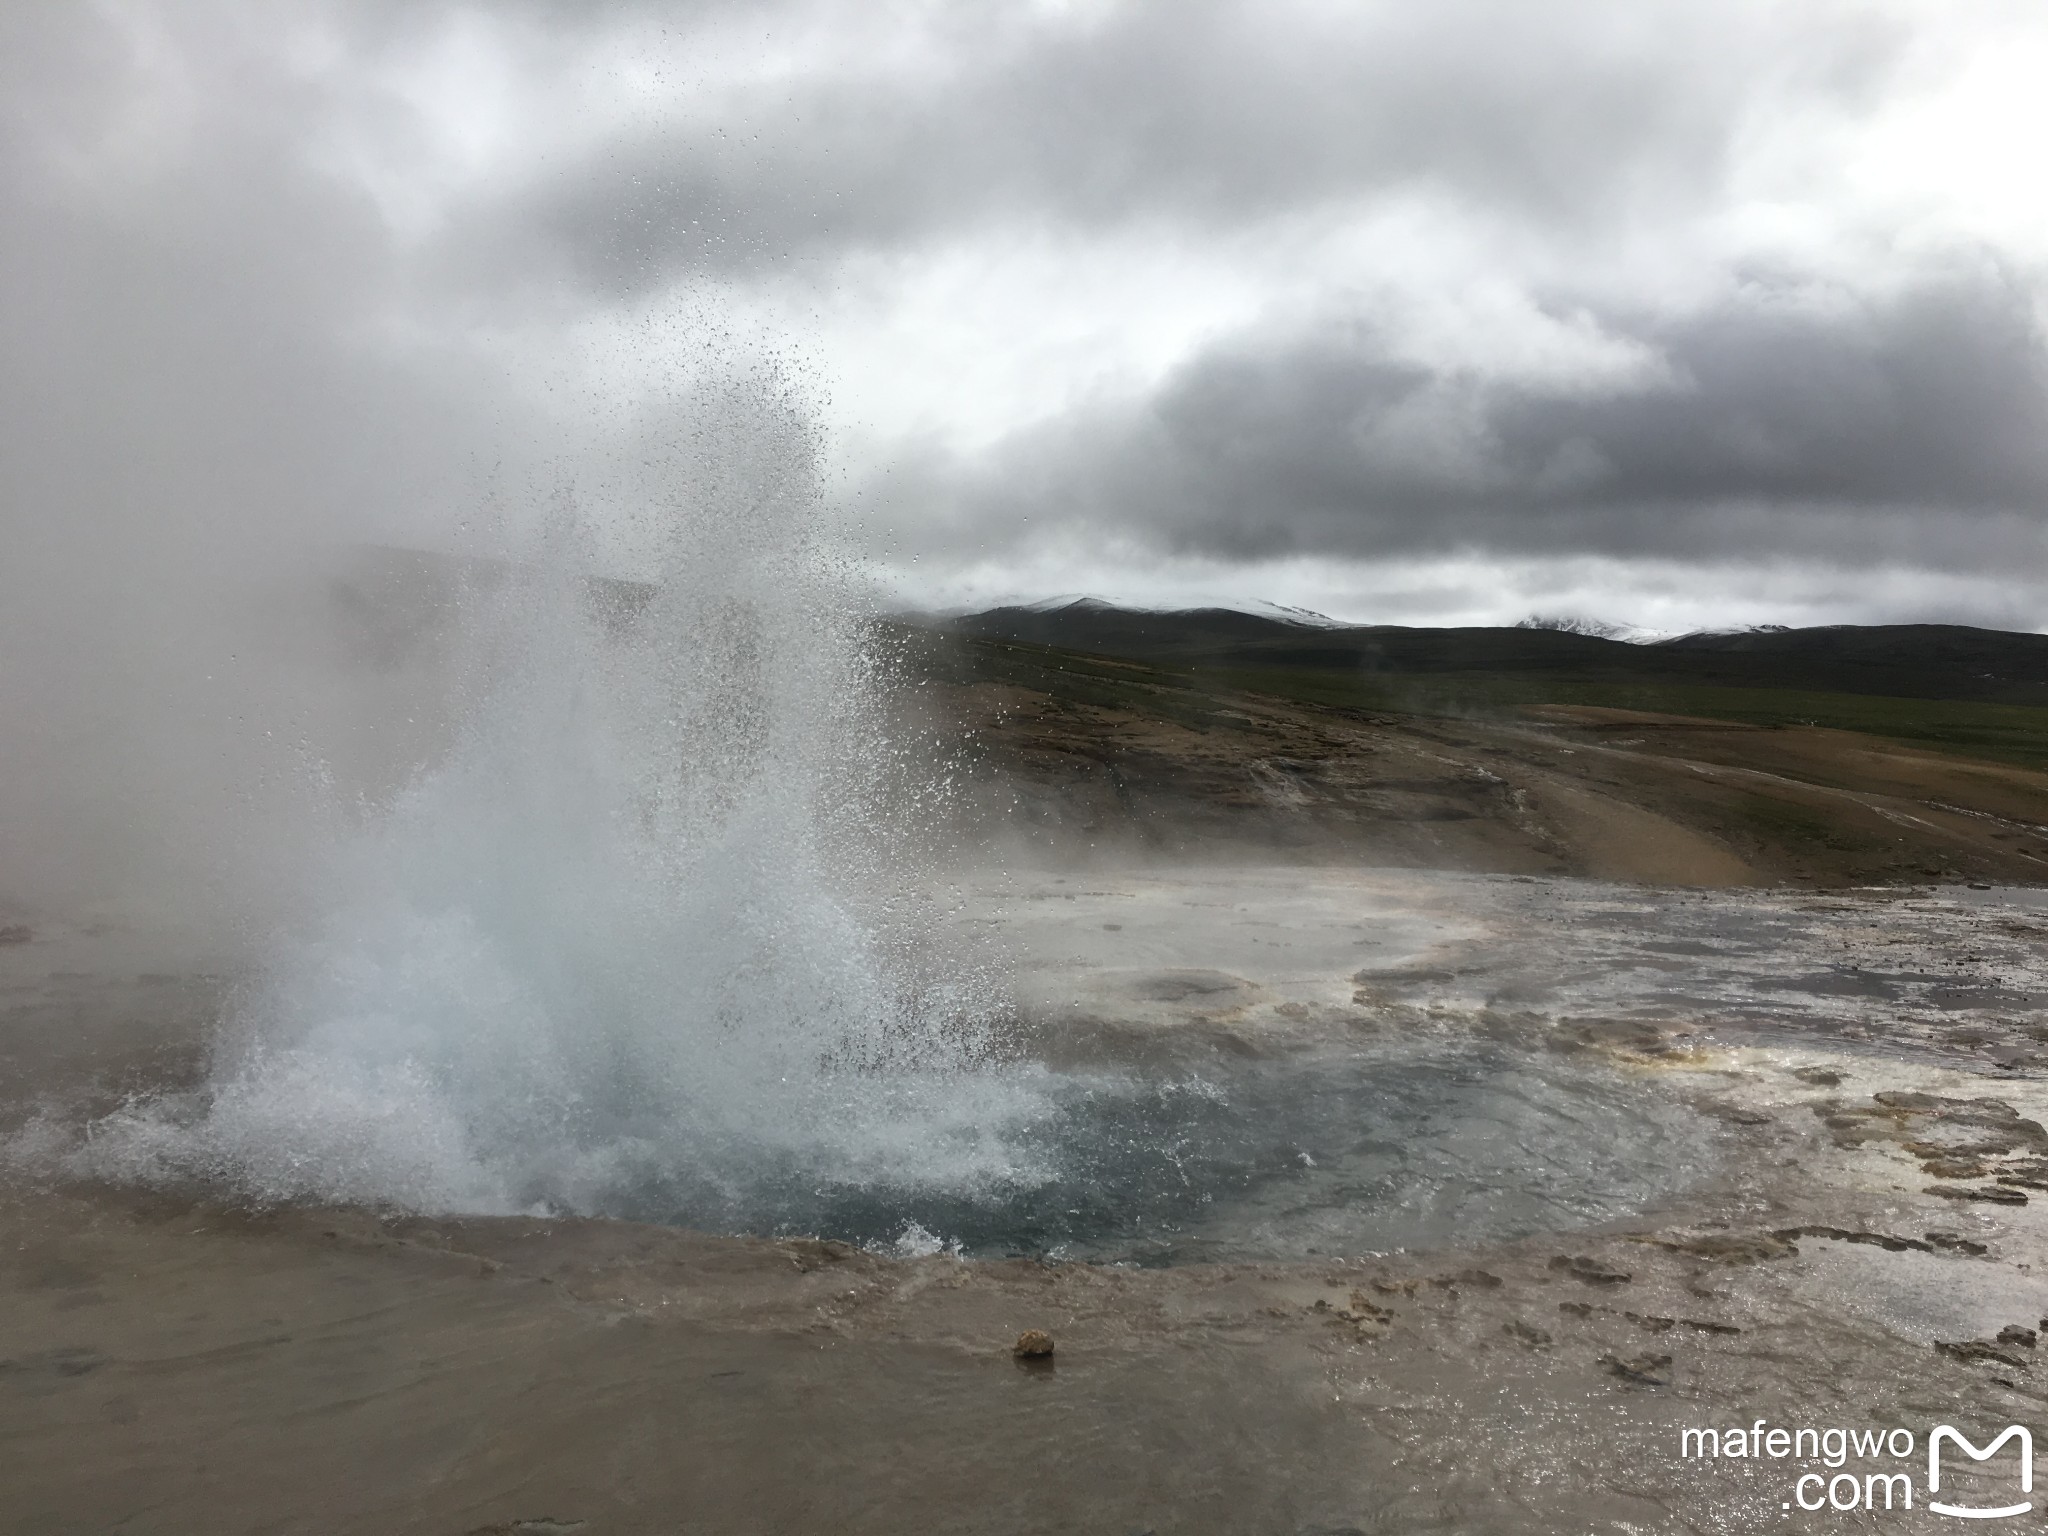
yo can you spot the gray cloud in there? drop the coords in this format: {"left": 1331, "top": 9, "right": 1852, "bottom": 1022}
{"left": 885, "top": 260, "right": 2048, "bottom": 572}
{"left": 2, "top": 0, "right": 2044, "bottom": 726}
{"left": 1503, "top": 270, "right": 2048, "bottom": 509}
{"left": 485, "top": 0, "right": 1903, "bottom": 294}
{"left": 415, "top": 0, "right": 2044, "bottom": 604}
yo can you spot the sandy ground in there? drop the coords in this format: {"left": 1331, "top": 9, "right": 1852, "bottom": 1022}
{"left": 5, "top": 870, "right": 2048, "bottom": 1534}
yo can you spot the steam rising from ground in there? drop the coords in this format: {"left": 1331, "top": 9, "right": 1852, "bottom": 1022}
{"left": 52, "top": 385, "right": 1053, "bottom": 1219}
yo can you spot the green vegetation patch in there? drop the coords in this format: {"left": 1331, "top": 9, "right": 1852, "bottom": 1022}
{"left": 1192, "top": 666, "right": 2048, "bottom": 769}
{"left": 894, "top": 623, "right": 2048, "bottom": 771}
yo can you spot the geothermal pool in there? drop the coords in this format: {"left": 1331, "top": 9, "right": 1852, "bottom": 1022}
{"left": 563, "top": 865, "right": 1737, "bottom": 1262}
{"left": 8, "top": 863, "right": 2047, "bottom": 1536}
{"left": 601, "top": 1039, "right": 1720, "bottom": 1264}
{"left": 618, "top": 860, "right": 2045, "bottom": 1264}
{"left": 9, "top": 871, "right": 1727, "bottom": 1266}
{"left": 23, "top": 862, "right": 2047, "bottom": 1267}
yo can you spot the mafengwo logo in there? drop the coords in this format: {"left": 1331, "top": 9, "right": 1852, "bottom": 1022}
{"left": 1680, "top": 1421, "right": 2033, "bottom": 1517}
{"left": 1929, "top": 1427, "right": 2033, "bottom": 1520}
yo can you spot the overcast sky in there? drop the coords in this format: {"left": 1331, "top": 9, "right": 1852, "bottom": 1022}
{"left": 6, "top": 0, "right": 2047, "bottom": 630}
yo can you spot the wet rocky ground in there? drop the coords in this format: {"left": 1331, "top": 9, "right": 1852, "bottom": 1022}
{"left": 3, "top": 869, "right": 2046, "bottom": 1533}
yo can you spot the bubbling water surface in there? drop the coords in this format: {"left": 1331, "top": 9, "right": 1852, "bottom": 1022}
{"left": 601, "top": 1042, "right": 1721, "bottom": 1265}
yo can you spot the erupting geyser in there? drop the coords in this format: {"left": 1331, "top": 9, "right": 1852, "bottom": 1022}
{"left": 54, "top": 381, "right": 1051, "bottom": 1225}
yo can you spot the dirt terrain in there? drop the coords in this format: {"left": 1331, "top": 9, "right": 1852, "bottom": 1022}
{"left": 322, "top": 553, "right": 2048, "bottom": 889}
{"left": 927, "top": 654, "right": 2048, "bottom": 888}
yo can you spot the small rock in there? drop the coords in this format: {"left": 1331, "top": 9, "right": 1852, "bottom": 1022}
{"left": 1013, "top": 1329, "right": 1055, "bottom": 1359}
{"left": 1791, "top": 1066, "right": 1843, "bottom": 1086}
{"left": 0, "top": 1347, "right": 106, "bottom": 1378}
{"left": 782, "top": 1238, "right": 856, "bottom": 1271}
{"left": 1936, "top": 1340, "right": 2027, "bottom": 1368}
{"left": 1928, "top": 1183, "right": 2027, "bottom": 1205}
{"left": 1776, "top": 1224, "right": 1930, "bottom": 1253}
{"left": 1549, "top": 1255, "right": 1631, "bottom": 1285}
{"left": 1503, "top": 1320, "right": 1550, "bottom": 1347}
{"left": 1997, "top": 1325, "right": 2037, "bottom": 1349}
{"left": 1715, "top": 1108, "right": 1774, "bottom": 1126}
{"left": 1642, "top": 1232, "right": 1796, "bottom": 1265}
{"left": 1926, "top": 1232, "right": 1989, "bottom": 1255}
{"left": 1600, "top": 1352, "right": 1672, "bottom": 1386}
{"left": 1921, "top": 1158, "right": 1990, "bottom": 1179}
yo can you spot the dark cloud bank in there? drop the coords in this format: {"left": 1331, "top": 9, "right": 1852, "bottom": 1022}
{"left": 7, "top": 1, "right": 2042, "bottom": 590}
{"left": 413, "top": 0, "right": 2048, "bottom": 597}
{"left": 911, "top": 261, "right": 2048, "bottom": 571}
{"left": 505, "top": 0, "right": 1895, "bottom": 289}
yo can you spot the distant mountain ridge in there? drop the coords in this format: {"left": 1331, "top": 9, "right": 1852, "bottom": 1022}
{"left": 981, "top": 593, "right": 1345, "bottom": 629}
{"left": 942, "top": 600, "right": 2048, "bottom": 707}
{"left": 1516, "top": 615, "right": 1677, "bottom": 643}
